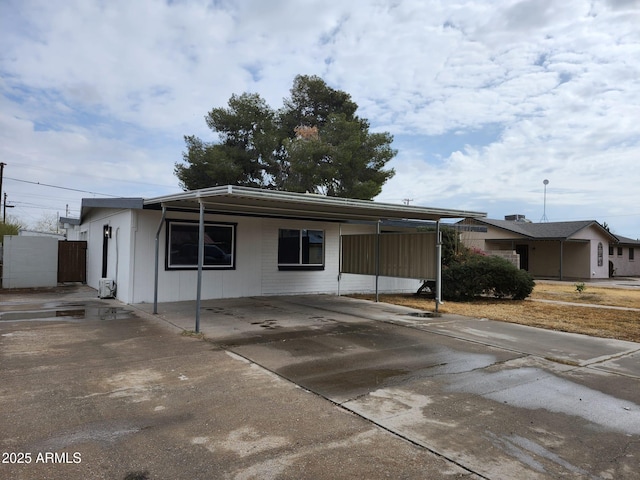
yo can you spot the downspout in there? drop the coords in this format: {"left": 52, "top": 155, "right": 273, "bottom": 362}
{"left": 435, "top": 220, "right": 442, "bottom": 313}
{"left": 375, "top": 220, "right": 380, "bottom": 302}
{"left": 153, "top": 204, "right": 166, "bottom": 314}
{"left": 195, "top": 199, "right": 205, "bottom": 333}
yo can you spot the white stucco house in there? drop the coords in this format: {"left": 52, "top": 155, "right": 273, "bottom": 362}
{"left": 458, "top": 216, "right": 620, "bottom": 280}
{"left": 74, "top": 186, "right": 485, "bottom": 306}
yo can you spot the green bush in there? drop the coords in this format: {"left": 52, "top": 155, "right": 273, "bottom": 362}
{"left": 0, "top": 221, "right": 21, "bottom": 243}
{"left": 442, "top": 254, "right": 535, "bottom": 301}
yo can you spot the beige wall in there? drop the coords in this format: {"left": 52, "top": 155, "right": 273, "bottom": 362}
{"left": 609, "top": 245, "right": 640, "bottom": 277}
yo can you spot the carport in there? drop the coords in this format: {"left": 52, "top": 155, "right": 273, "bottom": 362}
{"left": 144, "top": 186, "right": 486, "bottom": 331}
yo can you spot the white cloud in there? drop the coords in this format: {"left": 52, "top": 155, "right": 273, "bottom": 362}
{"left": 0, "top": 0, "right": 639, "bottom": 236}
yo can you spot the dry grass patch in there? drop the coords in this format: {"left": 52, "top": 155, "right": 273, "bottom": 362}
{"left": 531, "top": 282, "right": 640, "bottom": 309}
{"left": 351, "top": 281, "right": 640, "bottom": 343}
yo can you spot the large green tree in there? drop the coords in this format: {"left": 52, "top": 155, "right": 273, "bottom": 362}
{"left": 175, "top": 75, "right": 396, "bottom": 200}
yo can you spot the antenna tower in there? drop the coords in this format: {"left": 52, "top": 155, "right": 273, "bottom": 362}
{"left": 540, "top": 179, "right": 549, "bottom": 222}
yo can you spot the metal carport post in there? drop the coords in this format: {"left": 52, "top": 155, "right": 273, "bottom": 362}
{"left": 435, "top": 220, "right": 442, "bottom": 312}
{"left": 153, "top": 204, "right": 166, "bottom": 315}
{"left": 195, "top": 198, "right": 205, "bottom": 333}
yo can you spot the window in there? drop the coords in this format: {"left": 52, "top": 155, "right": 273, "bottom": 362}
{"left": 597, "top": 242, "right": 603, "bottom": 267}
{"left": 278, "top": 229, "right": 324, "bottom": 270}
{"left": 609, "top": 245, "right": 614, "bottom": 256}
{"left": 618, "top": 247, "right": 623, "bottom": 256}
{"left": 167, "top": 221, "right": 235, "bottom": 269}
{"left": 631, "top": 248, "right": 635, "bottom": 261}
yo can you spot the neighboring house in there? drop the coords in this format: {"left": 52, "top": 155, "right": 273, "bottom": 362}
{"left": 74, "top": 185, "right": 485, "bottom": 305}
{"left": 609, "top": 235, "right": 640, "bottom": 277}
{"left": 458, "top": 216, "right": 618, "bottom": 280}
{"left": 59, "top": 217, "right": 82, "bottom": 240}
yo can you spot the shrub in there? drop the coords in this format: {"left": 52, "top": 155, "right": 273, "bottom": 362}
{"left": 442, "top": 254, "right": 535, "bottom": 301}
{"left": 0, "top": 221, "right": 21, "bottom": 243}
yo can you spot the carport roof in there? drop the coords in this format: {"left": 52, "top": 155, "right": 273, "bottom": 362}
{"left": 141, "top": 185, "right": 486, "bottom": 222}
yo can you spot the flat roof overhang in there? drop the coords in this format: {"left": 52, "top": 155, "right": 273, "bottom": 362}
{"left": 143, "top": 185, "right": 486, "bottom": 223}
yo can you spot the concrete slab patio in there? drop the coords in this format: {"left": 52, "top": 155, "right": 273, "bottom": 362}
{"left": 2, "top": 285, "right": 640, "bottom": 479}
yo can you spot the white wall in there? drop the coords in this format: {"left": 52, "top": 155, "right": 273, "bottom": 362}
{"left": 81, "top": 208, "right": 135, "bottom": 300}
{"left": 80, "top": 208, "right": 426, "bottom": 303}
{"left": 131, "top": 211, "right": 266, "bottom": 303}
{"left": 571, "top": 226, "right": 610, "bottom": 279}
{"left": 119, "top": 210, "right": 419, "bottom": 304}
{"left": 2, "top": 236, "right": 58, "bottom": 288}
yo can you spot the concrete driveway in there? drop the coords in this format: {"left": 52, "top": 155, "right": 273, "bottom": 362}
{"left": 2, "top": 286, "right": 640, "bottom": 479}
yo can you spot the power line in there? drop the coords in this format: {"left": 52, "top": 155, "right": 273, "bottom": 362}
{"left": 5, "top": 177, "right": 120, "bottom": 197}
{"left": 14, "top": 161, "right": 177, "bottom": 188}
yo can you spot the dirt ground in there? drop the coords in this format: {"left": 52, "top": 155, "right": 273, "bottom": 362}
{"left": 353, "top": 280, "right": 640, "bottom": 343}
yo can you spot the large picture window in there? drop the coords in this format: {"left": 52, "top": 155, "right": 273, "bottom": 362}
{"left": 167, "top": 221, "right": 235, "bottom": 269}
{"left": 278, "top": 229, "right": 324, "bottom": 270}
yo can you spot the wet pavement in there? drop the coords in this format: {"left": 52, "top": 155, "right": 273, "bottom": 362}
{"left": 2, "top": 285, "right": 640, "bottom": 479}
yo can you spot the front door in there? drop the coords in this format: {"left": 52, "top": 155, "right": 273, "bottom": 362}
{"left": 515, "top": 244, "right": 529, "bottom": 270}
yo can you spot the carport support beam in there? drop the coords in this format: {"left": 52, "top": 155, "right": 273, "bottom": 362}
{"left": 195, "top": 199, "right": 205, "bottom": 333}
{"left": 153, "top": 204, "right": 166, "bottom": 315}
{"left": 375, "top": 219, "right": 380, "bottom": 302}
{"left": 435, "top": 220, "right": 442, "bottom": 312}
{"left": 559, "top": 240, "right": 564, "bottom": 281}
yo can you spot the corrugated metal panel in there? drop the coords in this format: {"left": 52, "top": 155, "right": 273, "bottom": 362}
{"left": 341, "top": 232, "right": 436, "bottom": 279}
{"left": 341, "top": 234, "right": 377, "bottom": 275}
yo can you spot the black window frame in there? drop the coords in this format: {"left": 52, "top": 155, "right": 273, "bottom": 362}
{"left": 277, "top": 228, "right": 325, "bottom": 271}
{"left": 618, "top": 246, "right": 623, "bottom": 257}
{"left": 630, "top": 248, "right": 635, "bottom": 261}
{"left": 166, "top": 220, "right": 236, "bottom": 270}
{"left": 609, "top": 245, "right": 614, "bottom": 256}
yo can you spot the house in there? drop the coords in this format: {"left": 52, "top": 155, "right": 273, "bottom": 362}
{"left": 609, "top": 235, "right": 640, "bottom": 277}
{"left": 458, "top": 216, "right": 619, "bottom": 280}
{"left": 74, "top": 185, "right": 486, "bottom": 306}
{"left": 59, "top": 217, "right": 81, "bottom": 240}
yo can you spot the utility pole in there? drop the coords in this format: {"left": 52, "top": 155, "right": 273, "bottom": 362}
{"left": 0, "top": 162, "right": 5, "bottom": 223}
{"left": 4, "top": 192, "right": 15, "bottom": 223}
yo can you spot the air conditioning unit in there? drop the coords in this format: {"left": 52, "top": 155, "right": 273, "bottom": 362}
{"left": 98, "top": 278, "right": 116, "bottom": 299}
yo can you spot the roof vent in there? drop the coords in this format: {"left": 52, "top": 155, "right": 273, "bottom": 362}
{"left": 505, "top": 214, "right": 530, "bottom": 222}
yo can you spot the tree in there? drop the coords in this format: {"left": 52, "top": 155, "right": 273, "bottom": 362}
{"left": 32, "top": 212, "right": 60, "bottom": 234}
{"left": 176, "top": 93, "right": 279, "bottom": 189}
{"left": 0, "top": 218, "right": 23, "bottom": 243}
{"left": 417, "top": 226, "right": 469, "bottom": 267}
{"left": 175, "top": 75, "right": 396, "bottom": 200}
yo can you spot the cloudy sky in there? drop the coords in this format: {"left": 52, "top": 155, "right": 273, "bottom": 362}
{"left": 1, "top": 0, "right": 639, "bottom": 237}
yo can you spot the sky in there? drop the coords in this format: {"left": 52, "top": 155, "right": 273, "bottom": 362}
{"left": 1, "top": 0, "right": 639, "bottom": 238}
